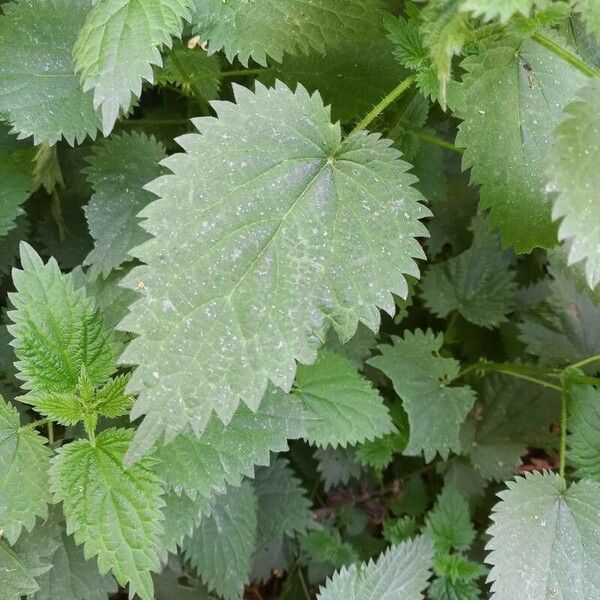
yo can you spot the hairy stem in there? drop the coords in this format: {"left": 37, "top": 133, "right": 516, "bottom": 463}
{"left": 418, "top": 132, "right": 464, "bottom": 154}
{"left": 349, "top": 74, "right": 417, "bottom": 136}
{"left": 19, "top": 417, "right": 50, "bottom": 432}
{"left": 458, "top": 361, "right": 562, "bottom": 391}
{"left": 570, "top": 354, "right": 600, "bottom": 370}
{"left": 532, "top": 31, "right": 600, "bottom": 78}
{"left": 559, "top": 378, "right": 568, "bottom": 478}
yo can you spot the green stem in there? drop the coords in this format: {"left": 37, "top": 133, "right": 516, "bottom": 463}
{"left": 120, "top": 118, "right": 191, "bottom": 126}
{"left": 492, "top": 369, "right": 562, "bottom": 392}
{"left": 349, "top": 74, "right": 417, "bottom": 136}
{"left": 220, "top": 68, "right": 270, "bottom": 78}
{"left": 19, "top": 417, "right": 50, "bottom": 432}
{"left": 458, "top": 361, "right": 562, "bottom": 391}
{"left": 570, "top": 354, "right": 600, "bottom": 370}
{"left": 418, "top": 132, "right": 464, "bottom": 154}
{"left": 47, "top": 421, "right": 54, "bottom": 445}
{"left": 532, "top": 31, "right": 600, "bottom": 78}
{"left": 298, "top": 568, "right": 311, "bottom": 600}
{"left": 559, "top": 379, "right": 568, "bottom": 478}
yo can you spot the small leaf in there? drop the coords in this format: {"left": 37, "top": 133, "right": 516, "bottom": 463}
{"left": 294, "top": 351, "right": 394, "bottom": 448}
{"left": 50, "top": 428, "right": 164, "bottom": 600}
{"left": 316, "top": 535, "right": 434, "bottom": 600}
{"left": 426, "top": 486, "right": 475, "bottom": 553}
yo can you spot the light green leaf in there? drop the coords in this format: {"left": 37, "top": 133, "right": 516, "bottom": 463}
{"left": 8, "top": 244, "right": 120, "bottom": 404}
{"left": 368, "top": 330, "right": 476, "bottom": 462}
{"left": 578, "top": 0, "right": 600, "bottom": 43}
{"left": 254, "top": 458, "right": 313, "bottom": 543}
{"left": 460, "top": 0, "right": 549, "bottom": 22}
{"left": 385, "top": 11, "right": 429, "bottom": 71}
{"left": 487, "top": 472, "right": 600, "bottom": 599}
{"left": 74, "top": 0, "right": 191, "bottom": 134}
{"left": 183, "top": 482, "right": 257, "bottom": 600}
{"left": 300, "top": 527, "right": 358, "bottom": 570}
{"left": 154, "top": 387, "right": 307, "bottom": 501}
{"left": 190, "top": 0, "right": 385, "bottom": 66}
{"left": 316, "top": 535, "right": 434, "bottom": 600}
{"left": 33, "top": 531, "right": 118, "bottom": 600}
{"left": 119, "top": 81, "right": 429, "bottom": 460}
{"left": 314, "top": 447, "right": 362, "bottom": 491}
{"left": 0, "top": 0, "right": 100, "bottom": 145}
{"left": 433, "top": 553, "right": 486, "bottom": 584}
{"left": 158, "top": 492, "right": 204, "bottom": 561}
{"left": 382, "top": 516, "right": 418, "bottom": 545}
{"left": 426, "top": 486, "right": 475, "bottom": 553}
{"left": 84, "top": 133, "right": 167, "bottom": 280}
{"left": 428, "top": 577, "right": 481, "bottom": 600}
{"left": 50, "top": 428, "right": 164, "bottom": 600}
{"left": 456, "top": 38, "right": 587, "bottom": 252}
{"left": 294, "top": 351, "right": 394, "bottom": 448}
{"left": 421, "top": 216, "right": 516, "bottom": 328}
{"left": 0, "top": 395, "right": 51, "bottom": 545}
{"left": 552, "top": 80, "right": 600, "bottom": 289}
{"left": 156, "top": 42, "right": 221, "bottom": 105}
{"left": 568, "top": 385, "right": 600, "bottom": 481}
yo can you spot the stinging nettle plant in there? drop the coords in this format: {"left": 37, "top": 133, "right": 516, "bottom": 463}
{"left": 1, "top": 0, "right": 600, "bottom": 599}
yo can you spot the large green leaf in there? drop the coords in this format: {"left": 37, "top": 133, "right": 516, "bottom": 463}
{"left": 316, "top": 535, "right": 434, "bottom": 600}
{"left": 7, "top": 244, "right": 120, "bottom": 403}
{"left": 74, "top": 0, "right": 191, "bottom": 134}
{"left": 0, "top": 0, "right": 100, "bottom": 145}
{"left": 294, "top": 350, "right": 394, "bottom": 448}
{"left": 50, "top": 428, "right": 164, "bottom": 600}
{"left": 153, "top": 387, "right": 307, "bottom": 501}
{"left": 552, "top": 80, "right": 600, "bottom": 289}
{"left": 190, "top": 0, "right": 385, "bottom": 66}
{"left": 0, "top": 396, "right": 51, "bottom": 545}
{"left": 119, "top": 81, "right": 429, "bottom": 461}
{"left": 0, "top": 145, "right": 33, "bottom": 239}
{"left": 456, "top": 38, "right": 586, "bottom": 252}
{"left": 368, "top": 330, "right": 475, "bottom": 461}
{"left": 487, "top": 472, "right": 600, "bottom": 599}
{"left": 84, "top": 133, "right": 167, "bottom": 280}
{"left": 421, "top": 216, "right": 516, "bottom": 328}
{"left": 568, "top": 385, "right": 600, "bottom": 481}
{"left": 183, "top": 482, "right": 258, "bottom": 600}
{"left": 578, "top": 0, "right": 600, "bottom": 43}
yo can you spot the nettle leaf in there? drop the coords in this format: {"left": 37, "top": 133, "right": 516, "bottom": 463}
{"left": 421, "top": 216, "right": 516, "bottom": 328}
{"left": 154, "top": 387, "right": 307, "bottom": 501}
{"left": 74, "top": 0, "right": 192, "bottom": 134}
{"left": 190, "top": 0, "right": 385, "bottom": 66}
{"left": 385, "top": 11, "right": 429, "bottom": 72}
{"left": 158, "top": 492, "right": 204, "bottom": 561}
{"left": 568, "top": 385, "right": 600, "bottom": 481}
{"left": 456, "top": 37, "right": 587, "bottom": 252}
{"left": 156, "top": 42, "right": 221, "bottom": 105}
{"left": 487, "top": 472, "right": 600, "bottom": 599}
{"left": 460, "top": 0, "right": 550, "bottom": 22}
{"left": 50, "top": 428, "right": 165, "bottom": 600}
{"left": 428, "top": 577, "right": 481, "bottom": 600}
{"left": 34, "top": 530, "right": 118, "bottom": 600}
{"left": 426, "top": 486, "right": 475, "bottom": 553}
{"left": 368, "top": 330, "right": 476, "bottom": 462}
{"left": 8, "top": 244, "right": 120, "bottom": 403}
{"left": 578, "top": 0, "right": 600, "bottom": 43}
{"left": 0, "top": 0, "right": 100, "bottom": 145}
{"left": 0, "top": 145, "right": 34, "bottom": 239}
{"left": 293, "top": 350, "right": 394, "bottom": 448}
{"left": 461, "top": 376, "right": 558, "bottom": 481}
{"left": 0, "top": 396, "right": 51, "bottom": 545}
{"left": 120, "top": 81, "right": 429, "bottom": 461}
{"left": 1, "top": 541, "right": 39, "bottom": 600}
{"left": 314, "top": 447, "right": 362, "bottom": 491}
{"left": 84, "top": 133, "right": 167, "bottom": 281}
{"left": 1, "top": 515, "right": 62, "bottom": 600}
{"left": 519, "top": 267, "right": 600, "bottom": 368}
{"left": 254, "top": 458, "right": 313, "bottom": 543}
{"left": 552, "top": 80, "right": 600, "bottom": 289}
{"left": 183, "top": 482, "right": 258, "bottom": 600}
{"left": 316, "top": 535, "right": 434, "bottom": 600}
